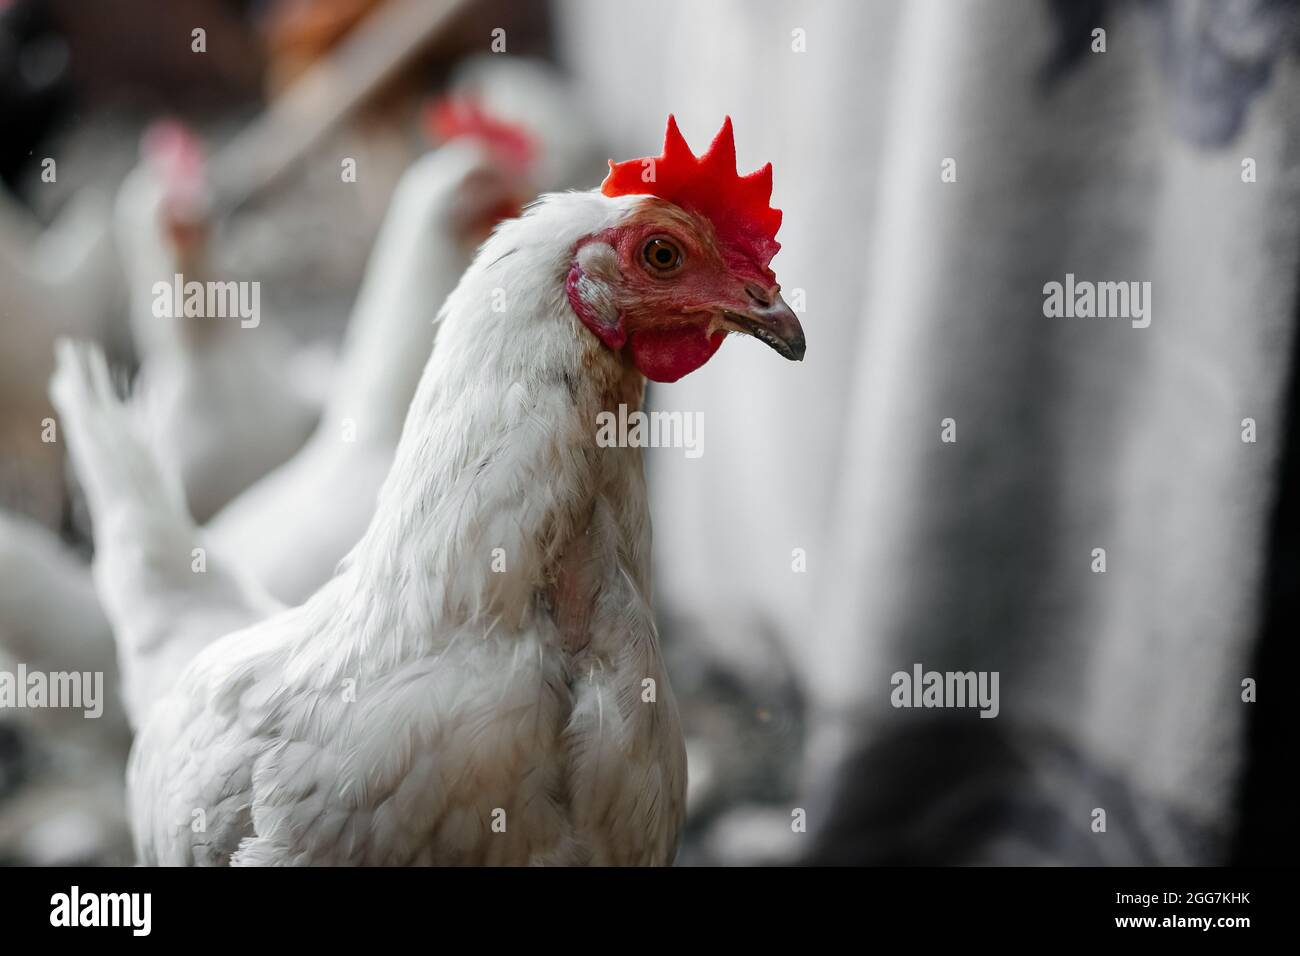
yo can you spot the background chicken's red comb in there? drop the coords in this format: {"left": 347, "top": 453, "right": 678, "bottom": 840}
{"left": 424, "top": 96, "right": 536, "bottom": 176}
{"left": 602, "top": 116, "right": 782, "bottom": 271}
{"left": 142, "top": 119, "right": 206, "bottom": 180}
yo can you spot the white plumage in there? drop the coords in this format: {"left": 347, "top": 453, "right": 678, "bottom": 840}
{"left": 205, "top": 57, "right": 595, "bottom": 603}
{"left": 48, "top": 343, "right": 278, "bottom": 728}
{"left": 54, "top": 192, "right": 687, "bottom": 864}
{"left": 203, "top": 141, "right": 515, "bottom": 603}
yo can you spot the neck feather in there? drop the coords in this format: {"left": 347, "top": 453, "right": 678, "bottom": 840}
{"left": 323, "top": 148, "right": 483, "bottom": 442}
{"left": 346, "top": 191, "right": 647, "bottom": 633}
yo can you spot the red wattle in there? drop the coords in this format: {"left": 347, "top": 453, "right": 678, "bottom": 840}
{"left": 629, "top": 326, "right": 725, "bottom": 383}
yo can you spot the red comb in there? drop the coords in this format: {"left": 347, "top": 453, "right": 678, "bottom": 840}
{"left": 142, "top": 119, "right": 205, "bottom": 182}
{"left": 602, "top": 116, "right": 781, "bottom": 272}
{"left": 424, "top": 96, "right": 536, "bottom": 176}
{"left": 141, "top": 120, "right": 209, "bottom": 243}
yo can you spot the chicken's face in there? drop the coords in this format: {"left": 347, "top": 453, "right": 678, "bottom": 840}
{"left": 567, "top": 116, "right": 805, "bottom": 383}
{"left": 568, "top": 200, "right": 804, "bottom": 382}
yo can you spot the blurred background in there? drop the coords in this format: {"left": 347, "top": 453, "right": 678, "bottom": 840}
{"left": 0, "top": 0, "right": 1297, "bottom": 865}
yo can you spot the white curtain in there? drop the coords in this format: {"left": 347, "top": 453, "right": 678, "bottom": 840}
{"left": 558, "top": 0, "right": 1299, "bottom": 862}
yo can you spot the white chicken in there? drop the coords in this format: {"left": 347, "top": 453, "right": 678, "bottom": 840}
{"left": 1, "top": 109, "right": 535, "bottom": 716}
{"left": 51, "top": 117, "right": 804, "bottom": 865}
{"left": 42, "top": 348, "right": 277, "bottom": 728}
{"left": 114, "top": 121, "right": 321, "bottom": 522}
{"left": 5, "top": 75, "right": 577, "bottom": 712}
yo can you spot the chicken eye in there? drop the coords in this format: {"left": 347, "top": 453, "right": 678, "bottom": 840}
{"left": 642, "top": 237, "right": 683, "bottom": 274}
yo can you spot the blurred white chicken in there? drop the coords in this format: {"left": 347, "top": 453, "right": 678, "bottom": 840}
{"left": 42, "top": 352, "right": 277, "bottom": 727}
{"left": 52, "top": 116, "right": 805, "bottom": 865}
{"left": 114, "top": 121, "right": 321, "bottom": 522}
{"left": 0, "top": 192, "right": 124, "bottom": 727}
{"left": 0, "top": 101, "right": 540, "bottom": 712}
{"left": 5, "top": 62, "right": 588, "bottom": 692}
{"left": 207, "top": 57, "right": 596, "bottom": 603}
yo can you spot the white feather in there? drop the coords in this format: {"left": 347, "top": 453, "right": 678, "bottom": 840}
{"left": 48, "top": 341, "right": 278, "bottom": 728}
{"left": 204, "top": 142, "right": 500, "bottom": 603}
{"left": 115, "top": 190, "right": 686, "bottom": 865}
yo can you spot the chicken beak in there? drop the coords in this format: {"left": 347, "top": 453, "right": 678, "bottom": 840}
{"left": 723, "top": 293, "right": 806, "bottom": 361}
